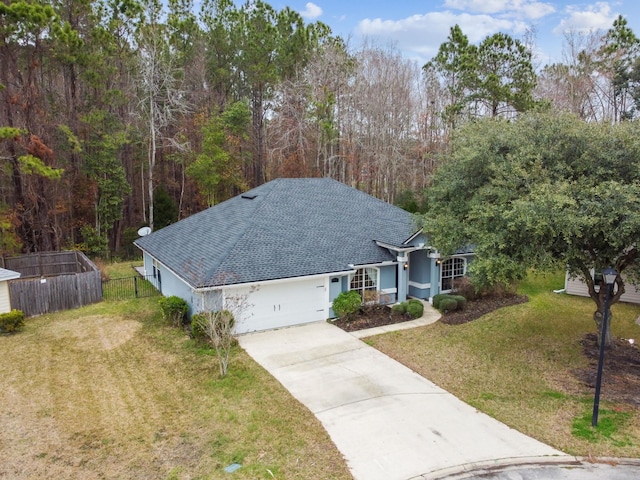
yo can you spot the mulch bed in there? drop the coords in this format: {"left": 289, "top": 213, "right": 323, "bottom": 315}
{"left": 439, "top": 294, "right": 529, "bottom": 325}
{"left": 573, "top": 333, "right": 640, "bottom": 407}
{"left": 331, "top": 304, "right": 411, "bottom": 332}
{"left": 331, "top": 294, "right": 529, "bottom": 332}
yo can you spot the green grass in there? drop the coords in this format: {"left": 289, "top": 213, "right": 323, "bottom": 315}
{"left": 572, "top": 408, "right": 633, "bottom": 446}
{"left": 0, "top": 283, "right": 351, "bottom": 479}
{"left": 99, "top": 259, "right": 144, "bottom": 279}
{"left": 369, "top": 270, "right": 640, "bottom": 457}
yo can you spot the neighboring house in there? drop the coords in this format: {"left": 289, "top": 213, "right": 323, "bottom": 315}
{"left": 135, "top": 178, "right": 473, "bottom": 334}
{"left": 0, "top": 268, "right": 21, "bottom": 314}
{"left": 565, "top": 271, "right": 640, "bottom": 304}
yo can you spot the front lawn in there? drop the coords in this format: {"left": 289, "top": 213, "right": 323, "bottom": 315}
{"left": 368, "top": 271, "right": 640, "bottom": 457}
{"left": 0, "top": 292, "right": 351, "bottom": 479}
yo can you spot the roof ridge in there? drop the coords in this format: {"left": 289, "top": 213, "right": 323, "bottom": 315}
{"left": 199, "top": 180, "right": 281, "bottom": 286}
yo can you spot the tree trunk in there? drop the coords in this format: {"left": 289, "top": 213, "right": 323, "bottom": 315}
{"left": 593, "top": 309, "right": 614, "bottom": 349}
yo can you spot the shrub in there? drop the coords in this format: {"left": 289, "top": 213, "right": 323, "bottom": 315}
{"left": 362, "top": 290, "right": 381, "bottom": 305}
{"left": 0, "top": 309, "right": 25, "bottom": 333}
{"left": 191, "top": 313, "right": 207, "bottom": 340}
{"left": 452, "top": 276, "right": 477, "bottom": 301}
{"left": 391, "top": 303, "right": 407, "bottom": 315}
{"left": 332, "top": 291, "right": 362, "bottom": 318}
{"left": 406, "top": 300, "right": 424, "bottom": 319}
{"left": 450, "top": 295, "right": 467, "bottom": 310}
{"left": 158, "top": 296, "right": 188, "bottom": 326}
{"left": 432, "top": 294, "right": 449, "bottom": 309}
{"left": 439, "top": 297, "right": 459, "bottom": 313}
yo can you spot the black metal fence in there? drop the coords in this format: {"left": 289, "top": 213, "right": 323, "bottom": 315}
{"left": 102, "top": 275, "right": 161, "bottom": 301}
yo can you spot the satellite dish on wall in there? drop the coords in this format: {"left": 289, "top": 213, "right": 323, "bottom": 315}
{"left": 137, "top": 226, "right": 152, "bottom": 237}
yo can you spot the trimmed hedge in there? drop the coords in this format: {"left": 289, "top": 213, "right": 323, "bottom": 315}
{"left": 439, "top": 297, "right": 459, "bottom": 313}
{"left": 449, "top": 295, "right": 467, "bottom": 310}
{"left": 432, "top": 294, "right": 449, "bottom": 310}
{"left": 391, "top": 303, "right": 407, "bottom": 314}
{"left": 332, "top": 290, "right": 362, "bottom": 317}
{"left": 158, "top": 296, "right": 188, "bottom": 326}
{"left": 406, "top": 300, "right": 424, "bottom": 319}
{"left": 0, "top": 309, "right": 25, "bottom": 333}
{"left": 433, "top": 293, "right": 469, "bottom": 313}
{"left": 390, "top": 299, "right": 424, "bottom": 319}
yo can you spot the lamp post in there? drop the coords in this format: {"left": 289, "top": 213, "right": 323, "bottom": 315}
{"left": 591, "top": 267, "right": 618, "bottom": 427}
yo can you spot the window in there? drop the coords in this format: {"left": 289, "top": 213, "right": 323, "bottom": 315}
{"left": 350, "top": 267, "right": 378, "bottom": 296}
{"left": 441, "top": 257, "right": 466, "bottom": 292}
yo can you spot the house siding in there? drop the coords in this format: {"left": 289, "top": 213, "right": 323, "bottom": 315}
{"left": 565, "top": 272, "right": 640, "bottom": 305}
{"left": 142, "top": 252, "right": 197, "bottom": 314}
{"left": 408, "top": 250, "right": 432, "bottom": 299}
{"left": 0, "top": 281, "right": 11, "bottom": 313}
{"left": 379, "top": 264, "right": 397, "bottom": 303}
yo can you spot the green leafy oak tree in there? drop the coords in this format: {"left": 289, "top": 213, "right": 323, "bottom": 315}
{"left": 422, "top": 112, "right": 640, "bottom": 347}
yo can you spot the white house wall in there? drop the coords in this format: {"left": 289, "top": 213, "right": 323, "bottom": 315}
{"left": 142, "top": 252, "right": 198, "bottom": 314}
{"left": 227, "top": 276, "right": 328, "bottom": 334}
{"left": 0, "top": 281, "right": 11, "bottom": 313}
{"left": 565, "top": 272, "right": 640, "bottom": 305}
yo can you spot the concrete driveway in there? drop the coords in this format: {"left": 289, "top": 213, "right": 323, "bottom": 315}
{"left": 238, "top": 322, "right": 567, "bottom": 480}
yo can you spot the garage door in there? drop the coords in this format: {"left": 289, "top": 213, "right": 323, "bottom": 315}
{"left": 229, "top": 277, "right": 327, "bottom": 334}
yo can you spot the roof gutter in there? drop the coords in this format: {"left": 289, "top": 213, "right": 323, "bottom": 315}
{"left": 193, "top": 269, "right": 356, "bottom": 293}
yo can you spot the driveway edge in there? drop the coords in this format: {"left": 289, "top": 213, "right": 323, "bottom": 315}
{"left": 416, "top": 456, "right": 640, "bottom": 479}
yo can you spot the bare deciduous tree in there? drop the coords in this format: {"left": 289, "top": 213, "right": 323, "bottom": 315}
{"left": 193, "top": 286, "right": 255, "bottom": 377}
{"left": 136, "top": 0, "right": 190, "bottom": 231}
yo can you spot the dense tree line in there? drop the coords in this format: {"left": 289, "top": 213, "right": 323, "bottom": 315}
{"left": 0, "top": 0, "right": 637, "bottom": 257}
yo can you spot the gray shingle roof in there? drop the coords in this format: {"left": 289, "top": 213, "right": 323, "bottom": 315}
{"left": 135, "top": 178, "right": 421, "bottom": 288}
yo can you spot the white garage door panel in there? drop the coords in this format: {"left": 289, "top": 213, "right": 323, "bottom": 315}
{"left": 230, "top": 278, "right": 326, "bottom": 333}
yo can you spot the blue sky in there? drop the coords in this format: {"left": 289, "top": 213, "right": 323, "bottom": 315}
{"left": 266, "top": 0, "right": 640, "bottom": 66}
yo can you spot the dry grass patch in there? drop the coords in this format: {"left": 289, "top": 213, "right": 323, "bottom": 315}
{"left": 367, "top": 271, "right": 640, "bottom": 457}
{"left": 0, "top": 298, "right": 351, "bottom": 479}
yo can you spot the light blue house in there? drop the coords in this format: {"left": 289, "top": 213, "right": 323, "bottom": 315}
{"left": 135, "top": 178, "right": 472, "bottom": 334}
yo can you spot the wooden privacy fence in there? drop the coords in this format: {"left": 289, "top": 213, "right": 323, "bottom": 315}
{"left": 6, "top": 251, "right": 102, "bottom": 317}
{"left": 2, "top": 251, "right": 96, "bottom": 277}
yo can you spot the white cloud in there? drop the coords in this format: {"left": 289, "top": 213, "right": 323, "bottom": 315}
{"left": 520, "top": 2, "right": 556, "bottom": 20}
{"left": 553, "top": 2, "right": 617, "bottom": 34}
{"left": 443, "top": 0, "right": 555, "bottom": 20}
{"left": 300, "top": 2, "right": 323, "bottom": 19}
{"left": 357, "top": 11, "right": 521, "bottom": 61}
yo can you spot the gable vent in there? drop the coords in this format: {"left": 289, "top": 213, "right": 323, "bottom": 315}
{"left": 241, "top": 194, "right": 257, "bottom": 200}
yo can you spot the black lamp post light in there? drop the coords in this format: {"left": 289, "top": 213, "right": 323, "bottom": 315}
{"left": 591, "top": 267, "right": 618, "bottom": 427}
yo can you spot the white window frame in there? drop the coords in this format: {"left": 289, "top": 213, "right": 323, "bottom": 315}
{"left": 349, "top": 267, "right": 379, "bottom": 296}
{"left": 440, "top": 257, "right": 467, "bottom": 293}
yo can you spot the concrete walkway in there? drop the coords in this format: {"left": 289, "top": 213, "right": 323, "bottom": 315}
{"left": 238, "top": 320, "right": 567, "bottom": 480}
